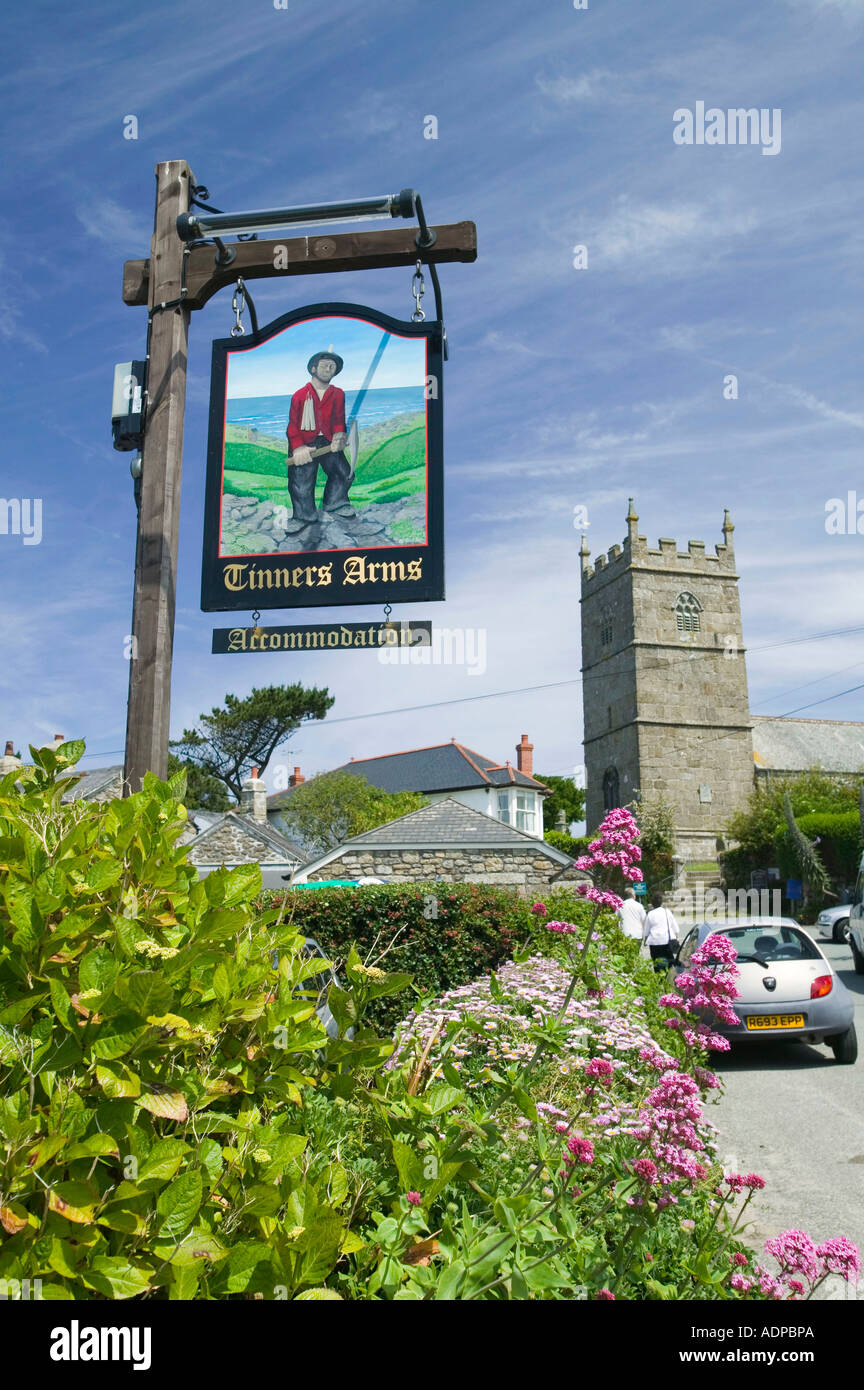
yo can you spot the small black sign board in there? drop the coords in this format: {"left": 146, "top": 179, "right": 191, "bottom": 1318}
{"left": 212, "top": 620, "right": 432, "bottom": 654}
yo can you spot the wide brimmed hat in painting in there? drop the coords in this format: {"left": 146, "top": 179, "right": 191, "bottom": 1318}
{"left": 307, "top": 351, "right": 344, "bottom": 376}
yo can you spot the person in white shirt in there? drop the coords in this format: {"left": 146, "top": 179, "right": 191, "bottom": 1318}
{"left": 616, "top": 888, "right": 647, "bottom": 942}
{"left": 642, "top": 891, "right": 679, "bottom": 972}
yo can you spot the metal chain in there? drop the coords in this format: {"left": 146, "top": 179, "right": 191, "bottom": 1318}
{"left": 231, "top": 278, "right": 247, "bottom": 336}
{"left": 411, "top": 260, "right": 426, "bottom": 322}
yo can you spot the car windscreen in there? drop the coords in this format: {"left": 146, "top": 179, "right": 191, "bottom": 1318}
{"left": 716, "top": 925, "right": 821, "bottom": 962}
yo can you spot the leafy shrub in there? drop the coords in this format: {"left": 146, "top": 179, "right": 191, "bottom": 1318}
{"left": 773, "top": 811, "right": 862, "bottom": 887}
{"left": 258, "top": 884, "right": 599, "bottom": 1032}
{"left": 544, "top": 830, "right": 590, "bottom": 858}
{"left": 0, "top": 743, "right": 401, "bottom": 1300}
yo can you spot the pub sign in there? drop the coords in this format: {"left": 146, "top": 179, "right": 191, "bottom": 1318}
{"left": 201, "top": 302, "right": 444, "bottom": 611}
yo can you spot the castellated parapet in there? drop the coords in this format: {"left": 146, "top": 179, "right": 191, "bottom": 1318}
{"left": 580, "top": 503, "right": 753, "bottom": 860}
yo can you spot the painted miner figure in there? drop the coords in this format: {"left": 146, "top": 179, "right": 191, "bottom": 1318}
{"left": 284, "top": 351, "right": 355, "bottom": 534}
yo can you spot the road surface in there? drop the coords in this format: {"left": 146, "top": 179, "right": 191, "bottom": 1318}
{"left": 709, "top": 932, "right": 864, "bottom": 1299}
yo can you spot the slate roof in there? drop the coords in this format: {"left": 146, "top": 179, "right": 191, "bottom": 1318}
{"left": 61, "top": 766, "right": 124, "bottom": 801}
{"left": 267, "top": 741, "right": 548, "bottom": 809}
{"left": 336, "top": 797, "right": 570, "bottom": 855}
{"left": 752, "top": 716, "right": 864, "bottom": 775}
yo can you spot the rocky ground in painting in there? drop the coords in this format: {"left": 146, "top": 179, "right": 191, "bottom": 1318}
{"left": 220, "top": 493, "right": 425, "bottom": 554}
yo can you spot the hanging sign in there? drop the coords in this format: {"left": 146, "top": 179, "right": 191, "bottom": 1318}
{"left": 201, "top": 302, "right": 444, "bottom": 611}
{"left": 211, "top": 620, "right": 432, "bottom": 653}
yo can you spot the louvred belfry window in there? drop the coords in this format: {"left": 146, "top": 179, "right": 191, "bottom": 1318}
{"left": 675, "top": 592, "right": 702, "bottom": 633}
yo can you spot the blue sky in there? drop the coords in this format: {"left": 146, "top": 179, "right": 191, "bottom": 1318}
{"left": 226, "top": 317, "right": 425, "bottom": 395}
{"left": 0, "top": 0, "right": 862, "bottom": 791}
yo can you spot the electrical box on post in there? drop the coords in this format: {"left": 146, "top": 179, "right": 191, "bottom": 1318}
{"left": 112, "top": 361, "right": 146, "bottom": 451}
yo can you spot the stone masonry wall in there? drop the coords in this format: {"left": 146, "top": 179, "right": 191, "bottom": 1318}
{"left": 304, "top": 848, "right": 587, "bottom": 896}
{"left": 187, "top": 821, "right": 299, "bottom": 867}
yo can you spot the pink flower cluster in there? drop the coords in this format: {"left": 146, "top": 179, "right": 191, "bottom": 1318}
{"left": 661, "top": 934, "right": 740, "bottom": 1053}
{"left": 724, "top": 1173, "right": 765, "bottom": 1194}
{"left": 727, "top": 1229, "right": 861, "bottom": 1299}
{"left": 563, "top": 1136, "right": 595, "bottom": 1166}
{"left": 585, "top": 1057, "right": 615, "bottom": 1086}
{"left": 633, "top": 1069, "right": 709, "bottom": 1187}
{"left": 572, "top": 806, "right": 643, "bottom": 911}
{"left": 531, "top": 902, "right": 547, "bottom": 915}
{"left": 545, "top": 920, "right": 581, "bottom": 936}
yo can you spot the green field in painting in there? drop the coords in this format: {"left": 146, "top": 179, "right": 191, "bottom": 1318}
{"left": 222, "top": 413, "right": 426, "bottom": 508}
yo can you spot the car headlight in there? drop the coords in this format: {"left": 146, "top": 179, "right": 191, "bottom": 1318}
{"left": 817, "top": 913, "right": 829, "bottom": 924}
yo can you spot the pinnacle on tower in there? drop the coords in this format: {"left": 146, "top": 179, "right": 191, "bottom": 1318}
{"left": 722, "top": 508, "right": 735, "bottom": 551}
{"left": 626, "top": 497, "right": 639, "bottom": 545}
{"left": 579, "top": 532, "right": 591, "bottom": 573}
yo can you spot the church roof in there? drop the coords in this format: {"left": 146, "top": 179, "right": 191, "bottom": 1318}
{"left": 751, "top": 716, "right": 864, "bottom": 775}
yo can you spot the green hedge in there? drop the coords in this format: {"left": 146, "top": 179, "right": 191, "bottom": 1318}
{"left": 258, "top": 883, "right": 601, "bottom": 1031}
{"left": 774, "top": 810, "right": 863, "bottom": 885}
{"left": 544, "top": 830, "right": 591, "bottom": 858}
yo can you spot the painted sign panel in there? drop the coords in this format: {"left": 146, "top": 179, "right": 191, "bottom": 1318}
{"left": 201, "top": 302, "right": 444, "bottom": 611}
{"left": 211, "top": 620, "right": 432, "bottom": 653}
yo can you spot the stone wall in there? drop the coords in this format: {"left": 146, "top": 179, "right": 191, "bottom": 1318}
{"left": 303, "top": 847, "right": 587, "bottom": 896}
{"left": 187, "top": 819, "right": 299, "bottom": 868}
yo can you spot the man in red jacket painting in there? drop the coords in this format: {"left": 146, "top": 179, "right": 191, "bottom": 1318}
{"left": 284, "top": 350, "right": 354, "bottom": 534}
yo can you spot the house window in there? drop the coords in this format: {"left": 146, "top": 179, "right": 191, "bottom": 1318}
{"left": 675, "top": 592, "right": 702, "bottom": 634}
{"left": 515, "top": 793, "right": 535, "bottom": 834}
{"left": 497, "top": 791, "right": 510, "bottom": 823}
{"left": 602, "top": 767, "right": 620, "bottom": 812}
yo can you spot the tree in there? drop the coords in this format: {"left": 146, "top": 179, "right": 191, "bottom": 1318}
{"left": 536, "top": 774, "right": 586, "bottom": 832}
{"left": 166, "top": 753, "right": 232, "bottom": 811}
{"left": 629, "top": 793, "right": 676, "bottom": 887}
{"left": 280, "top": 769, "right": 426, "bottom": 852}
{"left": 170, "top": 684, "right": 334, "bottom": 803}
{"left": 782, "top": 792, "right": 831, "bottom": 903}
{"left": 726, "top": 770, "right": 860, "bottom": 857}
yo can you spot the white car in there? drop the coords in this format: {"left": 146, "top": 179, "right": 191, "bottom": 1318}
{"left": 815, "top": 903, "right": 852, "bottom": 945}
{"left": 674, "top": 916, "right": 858, "bottom": 1064}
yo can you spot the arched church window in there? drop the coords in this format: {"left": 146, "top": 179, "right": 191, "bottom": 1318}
{"left": 602, "top": 767, "right": 620, "bottom": 811}
{"left": 674, "top": 591, "right": 702, "bottom": 633}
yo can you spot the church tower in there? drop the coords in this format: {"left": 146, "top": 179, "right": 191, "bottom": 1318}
{"left": 580, "top": 503, "right": 754, "bottom": 859}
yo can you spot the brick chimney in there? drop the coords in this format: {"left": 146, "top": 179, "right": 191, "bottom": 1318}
{"left": 288, "top": 766, "right": 305, "bottom": 787}
{"left": 0, "top": 740, "right": 22, "bottom": 776}
{"left": 516, "top": 734, "right": 533, "bottom": 777}
{"left": 240, "top": 766, "right": 268, "bottom": 823}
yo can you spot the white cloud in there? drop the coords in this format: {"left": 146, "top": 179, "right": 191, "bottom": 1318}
{"left": 76, "top": 198, "right": 149, "bottom": 249}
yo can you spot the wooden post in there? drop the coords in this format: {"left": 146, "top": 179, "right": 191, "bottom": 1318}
{"left": 123, "top": 160, "right": 194, "bottom": 791}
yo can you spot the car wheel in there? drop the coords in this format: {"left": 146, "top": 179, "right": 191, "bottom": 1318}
{"left": 833, "top": 917, "right": 849, "bottom": 944}
{"left": 851, "top": 938, "right": 864, "bottom": 976}
{"left": 829, "top": 1023, "right": 858, "bottom": 1065}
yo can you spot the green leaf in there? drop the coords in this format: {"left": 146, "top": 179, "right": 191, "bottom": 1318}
{"left": 295, "top": 1288, "right": 342, "bottom": 1300}
{"left": 489, "top": 972, "right": 502, "bottom": 1001}
{"left": 197, "top": 908, "right": 246, "bottom": 943}
{"left": 137, "top": 1088, "right": 188, "bottom": 1122}
{"left": 225, "top": 1241, "right": 274, "bottom": 1293}
{"left": 85, "top": 860, "right": 124, "bottom": 891}
{"left": 78, "top": 947, "right": 118, "bottom": 997}
{"left": 90, "top": 1013, "right": 146, "bottom": 1060}
{"left": 0, "top": 991, "right": 47, "bottom": 1025}
{"left": 157, "top": 1170, "right": 203, "bottom": 1239}
{"left": 169, "top": 1264, "right": 200, "bottom": 1301}
{"left": 511, "top": 1087, "right": 538, "bottom": 1123}
{"left": 49, "top": 1182, "right": 96, "bottom": 1224}
{"left": 222, "top": 862, "right": 261, "bottom": 905}
{"left": 6, "top": 887, "right": 42, "bottom": 950}
{"left": 65, "top": 1133, "right": 120, "bottom": 1161}
{"left": 95, "top": 1060, "right": 141, "bottom": 1099}
{"left": 138, "top": 1138, "right": 190, "bottom": 1182}
{"left": 83, "top": 1256, "right": 153, "bottom": 1299}
{"left": 121, "top": 971, "right": 174, "bottom": 1019}
{"left": 49, "top": 977, "right": 77, "bottom": 1033}
{"left": 420, "top": 1084, "right": 464, "bottom": 1117}
{"left": 56, "top": 739, "right": 86, "bottom": 768}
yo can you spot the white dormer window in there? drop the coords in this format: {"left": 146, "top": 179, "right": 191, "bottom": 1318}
{"left": 497, "top": 791, "right": 510, "bottom": 823}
